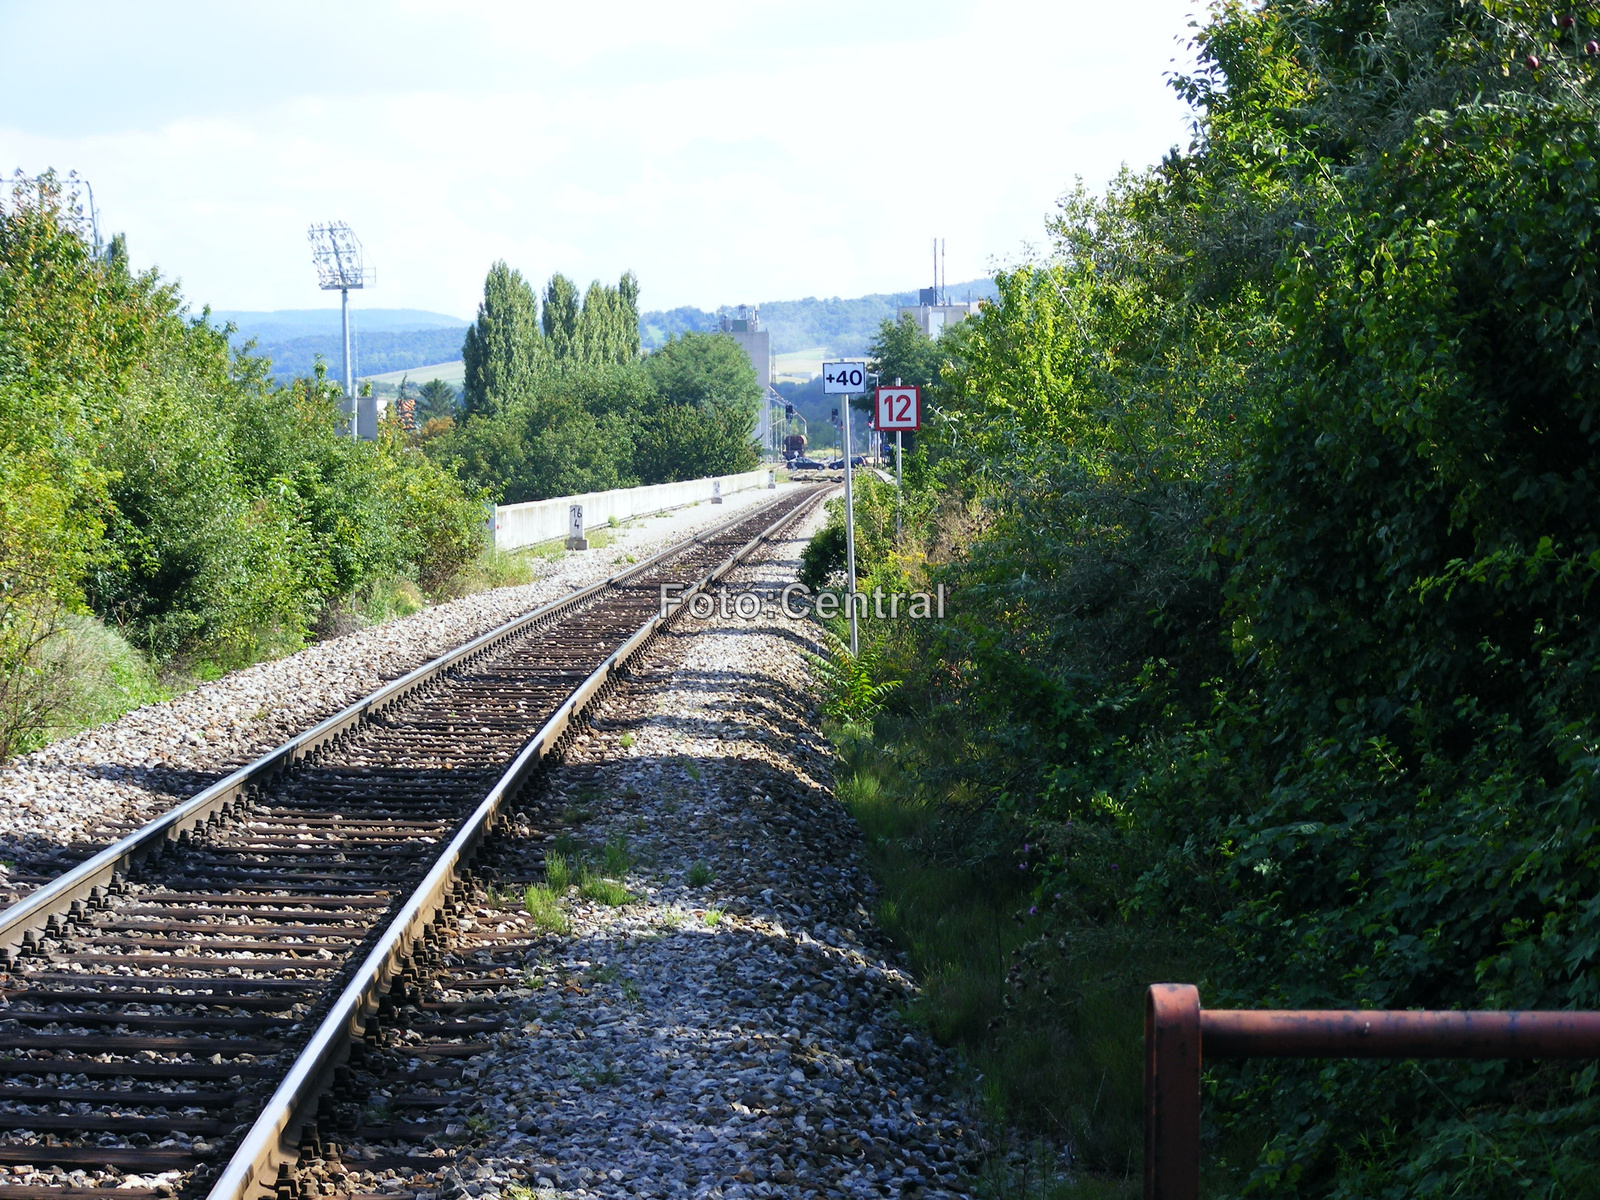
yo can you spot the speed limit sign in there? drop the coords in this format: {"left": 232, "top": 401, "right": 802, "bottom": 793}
{"left": 875, "top": 385, "right": 921, "bottom": 431}
{"left": 822, "top": 361, "right": 868, "bottom": 394}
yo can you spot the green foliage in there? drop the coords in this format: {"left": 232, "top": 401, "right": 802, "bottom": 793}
{"left": 433, "top": 362, "right": 640, "bottom": 504}
{"left": 462, "top": 261, "right": 543, "bottom": 418}
{"left": 545, "top": 851, "right": 574, "bottom": 892}
{"left": 0, "top": 173, "right": 486, "bottom": 755}
{"left": 601, "top": 834, "right": 632, "bottom": 878}
{"left": 541, "top": 272, "right": 580, "bottom": 361}
{"left": 522, "top": 884, "right": 569, "bottom": 934}
{"left": 416, "top": 378, "right": 458, "bottom": 422}
{"left": 644, "top": 330, "right": 761, "bottom": 411}
{"left": 575, "top": 273, "right": 640, "bottom": 365}
{"left": 580, "top": 876, "right": 635, "bottom": 906}
{"left": 831, "top": 2, "right": 1600, "bottom": 1194}
{"left": 868, "top": 312, "right": 945, "bottom": 392}
{"left": 799, "top": 523, "right": 847, "bottom": 592}
{"left": 544, "top": 270, "right": 639, "bottom": 367}
{"left": 805, "top": 628, "right": 900, "bottom": 724}
{"left": 438, "top": 275, "right": 754, "bottom": 502}
{"left": 633, "top": 332, "right": 760, "bottom": 481}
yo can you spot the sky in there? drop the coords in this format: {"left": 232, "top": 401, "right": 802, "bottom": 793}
{"left": 0, "top": 1, "right": 1205, "bottom": 318}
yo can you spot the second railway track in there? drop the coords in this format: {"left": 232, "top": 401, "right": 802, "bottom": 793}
{"left": 0, "top": 486, "right": 827, "bottom": 1200}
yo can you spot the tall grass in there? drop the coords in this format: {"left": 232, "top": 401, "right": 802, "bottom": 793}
{"left": 3, "top": 538, "right": 565, "bottom": 762}
{"left": 437, "top": 547, "right": 540, "bottom": 598}
{"left": 24, "top": 613, "right": 168, "bottom": 752}
{"left": 522, "top": 884, "right": 569, "bottom": 934}
{"left": 544, "top": 841, "right": 636, "bottom": 907}
{"left": 836, "top": 721, "right": 1202, "bottom": 1196}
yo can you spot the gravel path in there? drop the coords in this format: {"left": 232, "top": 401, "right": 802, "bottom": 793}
{"left": 0, "top": 486, "right": 799, "bottom": 898}
{"left": 396, "top": 509, "right": 981, "bottom": 1200}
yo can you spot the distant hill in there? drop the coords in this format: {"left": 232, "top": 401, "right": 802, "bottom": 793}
{"left": 219, "top": 278, "right": 1000, "bottom": 386}
{"left": 214, "top": 308, "right": 469, "bottom": 338}
{"left": 214, "top": 308, "right": 469, "bottom": 384}
{"left": 639, "top": 277, "right": 998, "bottom": 357}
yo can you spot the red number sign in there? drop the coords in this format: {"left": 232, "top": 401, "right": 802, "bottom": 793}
{"left": 874, "top": 385, "right": 921, "bottom": 431}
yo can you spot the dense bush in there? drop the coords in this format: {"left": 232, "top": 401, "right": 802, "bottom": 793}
{"left": 820, "top": 2, "right": 1600, "bottom": 1194}
{"left": 0, "top": 174, "right": 485, "bottom": 748}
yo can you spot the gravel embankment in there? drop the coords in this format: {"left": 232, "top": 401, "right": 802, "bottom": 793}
{"left": 0, "top": 486, "right": 799, "bottom": 892}
{"left": 388, "top": 511, "right": 981, "bottom": 1200}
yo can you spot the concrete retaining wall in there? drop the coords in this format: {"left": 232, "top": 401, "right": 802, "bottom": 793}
{"left": 493, "top": 469, "right": 773, "bottom": 552}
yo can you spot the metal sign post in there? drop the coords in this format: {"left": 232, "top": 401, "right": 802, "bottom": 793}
{"left": 895, "top": 431, "right": 903, "bottom": 543}
{"left": 824, "top": 360, "right": 867, "bottom": 655}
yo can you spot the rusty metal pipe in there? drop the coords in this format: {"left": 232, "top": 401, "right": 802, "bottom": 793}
{"left": 1202, "top": 1008, "right": 1600, "bottom": 1060}
{"left": 1144, "top": 985, "right": 1600, "bottom": 1200}
{"left": 1145, "top": 985, "right": 1201, "bottom": 1200}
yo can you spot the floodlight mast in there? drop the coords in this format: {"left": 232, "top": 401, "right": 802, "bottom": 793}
{"left": 307, "top": 222, "right": 375, "bottom": 438}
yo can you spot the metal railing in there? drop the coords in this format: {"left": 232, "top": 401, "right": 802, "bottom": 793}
{"left": 1144, "top": 983, "right": 1600, "bottom": 1200}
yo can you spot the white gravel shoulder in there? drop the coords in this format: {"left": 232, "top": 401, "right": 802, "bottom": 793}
{"left": 410, "top": 507, "right": 981, "bottom": 1200}
{"left": 0, "top": 485, "right": 802, "bottom": 896}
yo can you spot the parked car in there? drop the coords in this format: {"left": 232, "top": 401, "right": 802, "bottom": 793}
{"left": 825, "top": 458, "right": 845, "bottom": 470}
{"left": 791, "top": 457, "right": 826, "bottom": 470}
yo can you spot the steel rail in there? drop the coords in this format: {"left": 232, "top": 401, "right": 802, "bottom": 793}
{"left": 0, "top": 489, "right": 817, "bottom": 965}
{"left": 205, "top": 487, "right": 825, "bottom": 1200}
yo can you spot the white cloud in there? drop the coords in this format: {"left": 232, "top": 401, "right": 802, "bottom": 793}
{"left": 0, "top": 0, "right": 1202, "bottom": 315}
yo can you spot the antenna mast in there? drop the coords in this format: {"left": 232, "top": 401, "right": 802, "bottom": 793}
{"left": 307, "top": 221, "right": 375, "bottom": 439}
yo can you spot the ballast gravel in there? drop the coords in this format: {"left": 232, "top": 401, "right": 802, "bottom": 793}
{"left": 0, "top": 487, "right": 797, "bottom": 898}
{"left": 386, "top": 510, "right": 981, "bottom": 1200}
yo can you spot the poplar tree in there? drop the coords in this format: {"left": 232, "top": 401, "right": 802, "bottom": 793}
{"left": 542, "top": 274, "right": 581, "bottom": 363}
{"left": 578, "top": 280, "right": 615, "bottom": 364}
{"left": 617, "top": 270, "right": 640, "bottom": 360}
{"left": 461, "top": 261, "right": 542, "bottom": 418}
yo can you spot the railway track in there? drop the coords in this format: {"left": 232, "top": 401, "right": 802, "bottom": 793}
{"left": 0, "top": 486, "right": 826, "bottom": 1200}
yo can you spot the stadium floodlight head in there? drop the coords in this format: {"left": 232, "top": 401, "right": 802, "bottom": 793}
{"left": 308, "top": 221, "right": 375, "bottom": 438}
{"left": 308, "top": 221, "right": 374, "bottom": 291}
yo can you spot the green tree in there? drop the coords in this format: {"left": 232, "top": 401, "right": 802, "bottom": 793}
{"left": 416, "top": 378, "right": 458, "bottom": 422}
{"left": 851, "top": 0, "right": 1600, "bottom": 1193}
{"left": 541, "top": 272, "right": 580, "bottom": 362}
{"left": 546, "top": 271, "right": 640, "bottom": 367}
{"left": 433, "top": 362, "right": 639, "bottom": 503}
{"left": 636, "top": 332, "right": 761, "bottom": 482}
{"left": 461, "top": 261, "right": 542, "bottom": 418}
{"left": 867, "top": 312, "right": 943, "bottom": 391}
{"left": 617, "top": 269, "right": 640, "bottom": 359}
{"left": 1, "top": 173, "right": 485, "bottom": 730}
{"left": 644, "top": 330, "right": 762, "bottom": 413}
